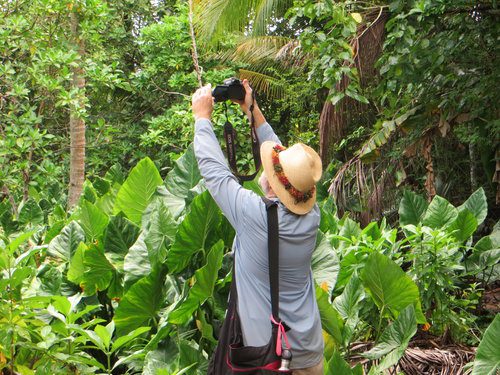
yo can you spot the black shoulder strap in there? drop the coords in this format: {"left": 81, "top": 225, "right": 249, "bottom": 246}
{"left": 261, "top": 197, "right": 280, "bottom": 321}
{"left": 224, "top": 92, "right": 261, "bottom": 184}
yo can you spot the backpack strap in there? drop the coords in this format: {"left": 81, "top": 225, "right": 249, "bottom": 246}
{"left": 261, "top": 197, "right": 280, "bottom": 321}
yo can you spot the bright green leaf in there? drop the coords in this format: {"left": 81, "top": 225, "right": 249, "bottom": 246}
{"left": 114, "top": 266, "right": 165, "bottom": 335}
{"left": 316, "top": 284, "right": 344, "bottom": 347}
{"left": 422, "top": 195, "right": 458, "bottom": 228}
{"left": 363, "top": 305, "right": 417, "bottom": 371}
{"left": 165, "top": 143, "right": 201, "bottom": 199}
{"left": 398, "top": 190, "right": 428, "bottom": 226}
{"left": 114, "top": 157, "right": 163, "bottom": 225}
{"left": 361, "top": 252, "right": 425, "bottom": 323}
{"left": 79, "top": 201, "right": 109, "bottom": 241}
{"left": 169, "top": 241, "right": 224, "bottom": 325}
{"left": 143, "top": 198, "right": 177, "bottom": 266}
{"left": 312, "top": 231, "right": 340, "bottom": 294}
{"left": 471, "top": 314, "right": 500, "bottom": 375}
{"left": 447, "top": 209, "right": 478, "bottom": 242}
{"left": 48, "top": 221, "right": 85, "bottom": 261}
{"left": 18, "top": 198, "right": 44, "bottom": 225}
{"left": 459, "top": 187, "right": 488, "bottom": 226}
{"left": 167, "top": 191, "right": 221, "bottom": 274}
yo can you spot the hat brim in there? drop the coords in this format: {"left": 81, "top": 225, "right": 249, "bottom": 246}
{"left": 260, "top": 141, "right": 317, "bottom": 215}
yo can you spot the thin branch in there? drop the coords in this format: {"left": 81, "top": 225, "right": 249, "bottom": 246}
{"left": 189, "top": 0, "right": 203, "bottom": 87}
{"left": 151, "top": 80, "right": 189, "bottom": 97}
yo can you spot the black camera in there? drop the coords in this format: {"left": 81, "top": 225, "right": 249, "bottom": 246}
{"left": 212, "top": 77, "right": 246, "bottom": 103}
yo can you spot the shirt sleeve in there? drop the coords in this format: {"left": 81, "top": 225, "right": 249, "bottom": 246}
{"left": 194, "top": 118, "right": 256, "bottom": 232}
{"left": 256, "top": 122, "right": 282, "bottom": 145}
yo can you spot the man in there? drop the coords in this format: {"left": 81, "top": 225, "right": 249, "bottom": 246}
{"left": 192, "top": 80, "right": 324, "bottom": 374}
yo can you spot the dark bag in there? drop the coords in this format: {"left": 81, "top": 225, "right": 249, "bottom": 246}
{"left": 207, "top": 198, "right": 292, "bottom": 374}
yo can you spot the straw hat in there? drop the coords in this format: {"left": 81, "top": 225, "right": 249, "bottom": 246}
{"left": 261, "top": 141, "right": 322, "bottom": 215}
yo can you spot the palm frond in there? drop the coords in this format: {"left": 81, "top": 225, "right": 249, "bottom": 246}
{"left": 195, "top": 0, "right": 257, "bottom": 41}
{"left": 233, "top": 36, "right": 292, "bottom": 63}
{"left": 230, "top": 36, "right": 307, "bottom": 75}
{"left": 253, "top": 0, "right": 293, "bottom": 36}
{"left": 239, "top": 69, "right": 285, "bottom": 99}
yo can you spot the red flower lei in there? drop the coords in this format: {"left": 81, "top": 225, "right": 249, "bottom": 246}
{"left": 272, "top": 145, "right": 315, "bottom": 203}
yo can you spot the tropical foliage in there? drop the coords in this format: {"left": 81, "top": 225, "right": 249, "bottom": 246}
{"left": 1, "top": 149, "right": 498, "bottom": 373}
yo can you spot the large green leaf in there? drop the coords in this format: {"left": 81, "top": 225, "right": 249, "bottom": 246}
{"left": 316, "top": 284, "right": 344, "bottom": 347}
{"left": 81, "top": 244, "right": 114, "bottom": 295}
{"left": 143, "top": 198, "right": 178, "bottom": 266}
{"left": 335, "top": 251, "right": 365, "bottom": 291}
{"left": 319, "top": 196, "right": 338, "bottom": 233}
{"left": 361, "top": 252, "right": 425, "bottom": 323}
{"left": 364, "top": 305, "right": 417, "bottom": 371}
{"left": 155, "top": 186, "right": 187, "bottom": 219}
{"left": 18, "top": 198, "right": 44, "bottom": 225}
{"left": 325, "top": 350, "right": 363, "bottom": 375}
{"left": 114, "top": 157, "right": 163, "bottom": 225}
{"left": 143, "top": 343, "right": 180, "bottom": 375}
{"left": 398, "top": 190, "right": 428, "bottom": 226}
{"left": 333, "top": 274, "right": 364, "bottom": 346}
{"left": 167, "top": 191, "right": 221, "bottom": 274}
{"left": 447, "top": 209, "right": 478, "bottom": 242}
{"left": 111, "top": 326, "right": 151, "bottom": 352}
{"left": 67, "top": 242, "right": 86, "bottom": 285}
{"left": 79, "top": 201, "right": 109, "bottom": 241}
{"left": 114, "top": 266, "right": 165, "bottom": 335}
{"left": 472, "top": 314, "right": 500, "bottom": 375}
{"left": 311, "top": 231, "right": 340, "bottom": 294}
{"left": 165, "top": 143, "right": 202, "bottom": 199}
{"left": 169, "top": 241, "right": 224, "bottom": 325}
{"left": 103, "top": 214, "right": 140, "bottom": 257}
{"left": 48, "top": 221, "right": 85, "bottom": 262}
{"left": 123, "top": 231, "right": 151, "bottom": 290}
{"left": 466, "top": 234, "right": 500, "bottom": 281}
{"left": 422, "top": 195, "right": 458, "bottom": 229}
{"left": 460, "top": 187, "right": 488, "bottom": 226}
{"left": 339, "top": 216, "right": 361, "bottom": 240}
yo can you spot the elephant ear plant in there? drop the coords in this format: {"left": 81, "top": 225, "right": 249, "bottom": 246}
{"left": 0, "top": 144, "right": 498, "bottom": 374}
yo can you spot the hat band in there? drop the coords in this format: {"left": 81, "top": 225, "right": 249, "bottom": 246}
{"left": 272, "top": 145, "right": 315, "bottom": 204}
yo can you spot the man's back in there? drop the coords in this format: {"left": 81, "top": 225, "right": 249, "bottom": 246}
{"left": 234, "top": 197, "right": 323, "bottom": 368}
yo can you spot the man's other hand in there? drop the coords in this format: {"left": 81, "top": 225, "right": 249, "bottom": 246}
{"left": 192, "top": 84, "right": 214, "bottom": 121}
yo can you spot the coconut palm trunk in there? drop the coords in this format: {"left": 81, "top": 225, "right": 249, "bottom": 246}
{"left": 68, "top": 10, "right": 86, "bottom": 208}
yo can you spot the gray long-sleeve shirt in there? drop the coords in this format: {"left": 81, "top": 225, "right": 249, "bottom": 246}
{"left": 194, "top": 118, "right": 323, "bottom": 369}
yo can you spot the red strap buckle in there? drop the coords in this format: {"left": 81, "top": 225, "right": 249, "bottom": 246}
{"left": 270, "top": 315, "right": 291, "bottom": 357}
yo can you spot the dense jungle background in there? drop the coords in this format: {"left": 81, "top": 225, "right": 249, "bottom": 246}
{"left": 0, "top": 0, "right": 499, "bottom": 374}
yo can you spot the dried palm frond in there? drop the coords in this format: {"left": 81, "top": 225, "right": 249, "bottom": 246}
{"left": 231, "top": 36, "right": 307, "bottom": 69}
{"left": 350, "top": 341, "right": 476, "bottom": 375}
{"left": 232, "top": 36, "right": 293, "bottom": 64}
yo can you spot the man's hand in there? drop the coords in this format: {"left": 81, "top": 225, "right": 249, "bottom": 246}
{"left": 192, "top": 84, "right": 214, "bottom": 121}
{"left": 231, "top": 79, "right": 267, "bottom": 128}
{"left": 231, "top": 79, "right": 254, "bottom": 115}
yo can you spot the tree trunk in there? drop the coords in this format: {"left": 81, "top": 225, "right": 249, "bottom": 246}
{"left": 423, "top": 136, "right": 436, "bottom": 201}
{"left": 68, "top": 10, "right": 86, "bottom": 208}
